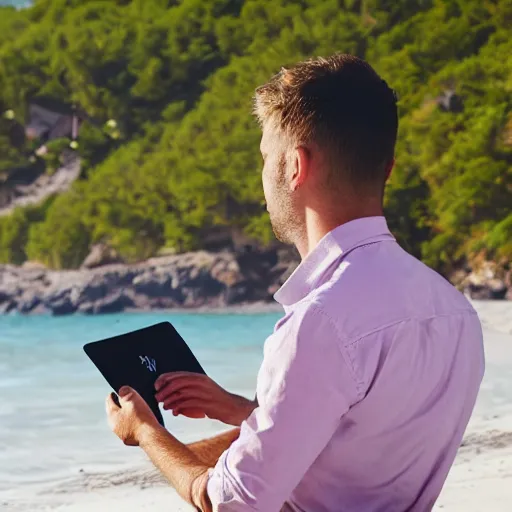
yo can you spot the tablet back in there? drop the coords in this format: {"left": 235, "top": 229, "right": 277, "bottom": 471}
{"left": 83, "top": 322, "right": 206, "bottom": 426}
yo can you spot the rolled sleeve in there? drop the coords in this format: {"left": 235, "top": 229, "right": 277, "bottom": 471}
{"left": 207, "top": 304, "right": 360, "bottom": 511}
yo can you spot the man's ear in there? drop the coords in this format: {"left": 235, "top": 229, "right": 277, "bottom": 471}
{"left": 384, "top": 158, "right": 395, "bottom": 183}
{"left": 291, "top": 146, "right": 311, "bottom": 191}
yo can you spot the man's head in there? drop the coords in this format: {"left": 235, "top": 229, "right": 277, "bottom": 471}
{"left": 254, "top": 54, "right": 398, "bottom": 247}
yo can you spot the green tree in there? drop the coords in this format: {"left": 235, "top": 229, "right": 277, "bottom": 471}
{"left": 0, "top": 0, "right": 510, "bottom": 270}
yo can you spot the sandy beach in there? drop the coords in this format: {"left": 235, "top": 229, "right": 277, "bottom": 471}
{"left": 1, "top": 300, "right": 512, "bottom": 511}
{"left": 432, "top": 301, "right": 512, "bottom": 511}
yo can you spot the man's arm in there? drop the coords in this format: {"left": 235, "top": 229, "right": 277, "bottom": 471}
{"left": 188, "top": 428, "right": 241, "bottom": 466}
{"left": 138, "top": 424, "right": 213, "bottom": 512}
{"left": 106, "top": 387, "right": 215, "bottom": 511}
{"left": 207, "top": 306, "right": 361, "bottom": 511}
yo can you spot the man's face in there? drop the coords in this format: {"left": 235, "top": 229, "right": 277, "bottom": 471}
{"left": 260, "top": 124, "right": 300, "bottom": 245}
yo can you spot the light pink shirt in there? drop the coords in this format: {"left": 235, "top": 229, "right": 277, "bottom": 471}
{"left": 207, "top": 217, "right": 485, "bottom": 511}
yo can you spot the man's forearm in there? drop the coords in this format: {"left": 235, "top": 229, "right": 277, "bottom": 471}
{"left": 187, "top": 428, "right": 241, "bottom": 466}
{"left": 138, "top": 424, "right": 212, "bottom": 511}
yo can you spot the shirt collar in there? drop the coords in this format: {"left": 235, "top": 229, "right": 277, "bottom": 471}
{"left": 274, "top": 216, "right": 395, "bottom": 307}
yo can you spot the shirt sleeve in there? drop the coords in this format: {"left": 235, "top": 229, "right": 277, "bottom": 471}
{"left": 207, "top": 304, "right": 361, "bottom": 511}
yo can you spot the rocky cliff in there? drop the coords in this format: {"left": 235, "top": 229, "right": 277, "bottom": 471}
{"left": 0, "top": 248, "right": 298, "bottom": 315}
{"left": 1, "top": 247, "right": 509, "bottom": 316}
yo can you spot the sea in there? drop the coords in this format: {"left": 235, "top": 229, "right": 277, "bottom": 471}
{"left": 0, "top": 312, "right": 281, "bottom": 495}
{"left": 1, "top": 302, "right": 512, "bottom": 511}
{"left": 0, "top": 1, "right": 31, "bottom": 7}
{"left": 0, "top": 1, "right": 30, "bottom": 7}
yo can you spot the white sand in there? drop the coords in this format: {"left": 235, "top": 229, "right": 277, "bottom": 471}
{"left": 471, "top": 300, "right": 512, "bottom": 336}
{"left": 3, "top": 300, "right": 512, "bottom": 511}
{"left": 433, "top": 301, "right": 512, "bottom": 511}
{"left": 2, "top": 468, "right": 193, "bottom": 511}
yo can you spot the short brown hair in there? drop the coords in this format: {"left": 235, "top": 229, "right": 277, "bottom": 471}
{"left": 254, "top": 54, "right": 398, "bottom": 191}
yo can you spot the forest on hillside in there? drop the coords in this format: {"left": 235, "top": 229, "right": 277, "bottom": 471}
{"left": 0, "top": 0, "right": 511, "bottom": 273}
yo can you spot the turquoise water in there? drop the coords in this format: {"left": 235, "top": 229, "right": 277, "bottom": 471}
{"left": 0, "top": 312, "right": 281, "bottom": 492}
{"left": 0, "top": 1, "right": 30, "bottom": 7}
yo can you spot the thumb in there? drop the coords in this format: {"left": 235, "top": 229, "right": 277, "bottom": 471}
{"left": 119, "top": 386, "right": 136, "bottom": 400}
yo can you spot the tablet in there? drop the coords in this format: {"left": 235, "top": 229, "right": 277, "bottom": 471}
{"left": 83, "top": 321, "right": 206, "bottom": 427}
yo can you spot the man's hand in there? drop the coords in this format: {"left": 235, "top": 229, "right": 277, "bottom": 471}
{"left": 106, "top": 386, "right": 162, "bottom": 446}
{"left": 106, "top": 387, "right": 213, "bottom": 511}
{"left": 155, "top": 372, "right": 257, "bottom": 426}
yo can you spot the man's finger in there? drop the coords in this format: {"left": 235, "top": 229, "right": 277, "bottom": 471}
{"left": 163, "top": 392, "right": 209, "bottom": 410}
{"left": 155, "top": 375, "right": 208, "bottom": 399}
{"left": 119, "top": 385, "right": 134, "bottom": 397}
{"left": 161, "top": 388, "right": 211, "bottom": 407}
{"left": 155, "top": 381, "right": 206, "bottom": 402}
{"left": 154, "top": 374, "right": 177, "bottom": 391}
{"left": 118, "top": 386, "right": 140, "bottom": 404}
{"left": 171, "top": 399, "right": 207, "bottom": 415}
{"left": 154, "top": 374, "right": 168, "bottom": 391}
{"left": 155, "top": 372, "right": 205, "bottom": 391}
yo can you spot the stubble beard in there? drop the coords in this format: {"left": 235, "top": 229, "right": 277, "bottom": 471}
{"left": 268, "top": 184, "right": 300, "bottom": 246}
{"left": 267, "top": 152, "right": 302, "bottom": 246}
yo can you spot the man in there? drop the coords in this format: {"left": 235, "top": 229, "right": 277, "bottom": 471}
{"left": 106, "top": 54, "right": 485, "bottom": 511}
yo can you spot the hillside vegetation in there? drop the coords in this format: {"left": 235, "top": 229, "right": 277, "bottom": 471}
{"left": 0, "top": 0, "right": 511, "bottom": 272}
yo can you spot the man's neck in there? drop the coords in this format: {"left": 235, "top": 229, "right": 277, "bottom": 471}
{"left": 295, "top": 203, "right": 384, "bottom": 259}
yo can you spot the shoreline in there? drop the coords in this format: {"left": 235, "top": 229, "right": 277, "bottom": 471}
{"left": 1, "top": 305, "right": 511, "bottom": 511}
{"left": 4, "top": 414, "right": 511, "bottom": 512}
{"left": 0, "top": 301, "right": 285, "bottom": 317}
{"left": 4, "top": 390, "right": 512, "bottom": 512}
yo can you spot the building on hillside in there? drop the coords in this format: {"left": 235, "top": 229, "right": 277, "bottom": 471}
{"left": 25, "top": 96, "right": 85, "bottom": 144}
